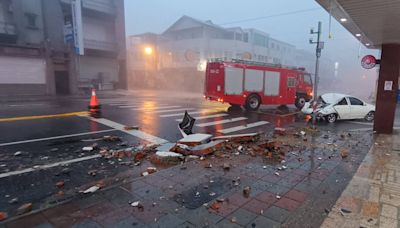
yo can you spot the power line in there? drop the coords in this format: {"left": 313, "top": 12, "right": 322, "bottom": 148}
{"left": 219, "top": 8, "right": 322, "bottom": 26}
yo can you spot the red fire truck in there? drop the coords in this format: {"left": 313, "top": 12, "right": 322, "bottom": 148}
{"left": 204, "top": 59, "right": 313, "bottom": 111}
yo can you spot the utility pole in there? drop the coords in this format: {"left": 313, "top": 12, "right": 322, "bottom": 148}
{"left": 309, "top": 21, "right": 323, "bottom": 128}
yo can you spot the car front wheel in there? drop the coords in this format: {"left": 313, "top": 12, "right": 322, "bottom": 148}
{"left": 326, "top": 113, "right": 337, "bottom": 123}
{"left": 365, "top": 111, "right": 374, "bottom": 122}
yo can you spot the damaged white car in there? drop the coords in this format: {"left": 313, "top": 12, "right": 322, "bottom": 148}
{"left": 301, "top": 93, "right": 375, "bottom": 123}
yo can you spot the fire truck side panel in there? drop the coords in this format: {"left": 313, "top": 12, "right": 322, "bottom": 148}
{"left": 204, "top": 61, "right": 308, "bottom": 106}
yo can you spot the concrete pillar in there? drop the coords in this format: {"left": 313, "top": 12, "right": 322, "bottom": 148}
{"left": 373, "top": 44, "right": 400, "bottom": 134}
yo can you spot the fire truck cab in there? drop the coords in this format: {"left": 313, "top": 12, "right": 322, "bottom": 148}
{"left": 204, "top": 59, "right": 313, "bottom": 111}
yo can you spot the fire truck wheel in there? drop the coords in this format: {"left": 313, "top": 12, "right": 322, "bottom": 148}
{"left": 245, "top": 94, "right": 261, "bottom": 111}
{"left": 295, "top": 96, "right": 306, "bottom": 109}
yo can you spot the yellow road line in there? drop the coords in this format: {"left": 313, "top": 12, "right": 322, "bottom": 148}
{"left": 0, "top": 111, "right": 88, "bottom": 122}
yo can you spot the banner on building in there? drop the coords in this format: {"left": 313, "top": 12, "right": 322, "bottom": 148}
{"left": 71, "top": 0, "right": 84, "bottom": 55}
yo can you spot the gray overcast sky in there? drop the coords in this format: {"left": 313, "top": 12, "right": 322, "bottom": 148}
{"left": 124, "top": 0, "right": 379, "bottom": 98}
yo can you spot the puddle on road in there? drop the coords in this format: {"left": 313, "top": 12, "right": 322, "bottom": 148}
{"left": 173, "top": 177, "right": 233, "bottom": 209}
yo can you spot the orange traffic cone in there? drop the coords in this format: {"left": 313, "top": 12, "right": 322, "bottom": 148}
{"left": 88, "top": 88, "right": 101, "bottom": 116}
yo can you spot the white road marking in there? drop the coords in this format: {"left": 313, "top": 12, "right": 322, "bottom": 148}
{"left": 0, "top": 129, "right": 118, "bottom": 147}
{"left": 131, "top": 105, "right": 181, "bottom": 111}
{"left": 160, "top": 110, "right": 215, "bottom": 117}
{"left": 7, "top": 103, "right": 45, "bottom": 107}
{"left": 196, "top": 117, "right": 247, "bottom": 127}
{"left": 0, "top": 155, "right": 101, "bottom": 179}
{"left": 218, "top": 121, "right": 269, "bottom": 134}
{"left": 174, "top": 113, "right": 229, "bottom": 121}
{"left": 151, "top": 108, "right": 196, "bottom": 113}
{"left": 86, "top": 117, "right": 169, "bottom": 145}
{"left": 118, "top": 105, "right": 140, "bottom": 108}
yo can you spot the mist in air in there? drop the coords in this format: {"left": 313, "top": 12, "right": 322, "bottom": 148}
{"left": 124, "top": 0, "right": 379, "bottom": 101}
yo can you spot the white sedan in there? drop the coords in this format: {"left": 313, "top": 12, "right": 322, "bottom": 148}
{"left": 302, "top": 93, "right": 375, "bottom": 123}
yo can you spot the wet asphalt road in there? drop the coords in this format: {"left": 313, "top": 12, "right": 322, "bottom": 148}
{"left": 0, "top": 90, "right": 399, "bottom": 219}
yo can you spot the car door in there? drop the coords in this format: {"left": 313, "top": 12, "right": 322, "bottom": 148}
{"left": 333, "top": 97, "right": 351, "bottom": 119}
{"left": 348, "top": 97, "right": 367, "bottom": 119}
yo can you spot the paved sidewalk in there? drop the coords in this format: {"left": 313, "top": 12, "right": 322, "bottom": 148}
{"left": 1, "top": 130, "right": 373, "bottom": 228}
{"left": 321, "top": 131, "right": 400, "bottom": 228}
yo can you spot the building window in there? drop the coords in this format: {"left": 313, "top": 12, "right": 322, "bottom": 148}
{"left": 243, "top": 33, "right": 248, "bottom": 42}
{"left": 271, "top": 43, "right": 275, "bottom": 49}
{"left": 25, "top": 13, "right": 38, "bottom": 29}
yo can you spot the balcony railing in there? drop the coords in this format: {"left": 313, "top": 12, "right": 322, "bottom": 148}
{"left": 84, "top": 39, "right": 116, "bottom": 52}
{"left": 0, "top": 21, "right": 16, "bottom": 35}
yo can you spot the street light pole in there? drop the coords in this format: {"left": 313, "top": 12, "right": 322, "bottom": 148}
{"left": 309, "top": 21, "right": 323, "bottom": 128}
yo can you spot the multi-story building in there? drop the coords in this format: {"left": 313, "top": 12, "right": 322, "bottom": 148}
{"left": 127, "top": 15, "right": 311, "bottom": 92}
{"left": 0, "top": 0, "right": 126, "bottom": 96}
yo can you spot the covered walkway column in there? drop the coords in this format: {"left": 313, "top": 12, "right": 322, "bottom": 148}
{"left": 373, "top": 44, "right": 400, "bottom": 134}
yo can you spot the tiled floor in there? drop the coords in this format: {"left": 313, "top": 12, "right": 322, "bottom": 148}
{"left": 321, "top": 132, "right": 400, "bottom": 228}
{"left": 1, "top": 130, "right": 374, "bottom": 228}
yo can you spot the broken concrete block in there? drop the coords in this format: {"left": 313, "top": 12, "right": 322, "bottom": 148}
{"left": 223, "top": 163, "right": 231, "bottom": 171}
{"left": 134, "top": 151, "right": 146, "bottom": 162}
{"left": 150, "top": 152, "right": 183, "bottom": 165}
{"left": 178, "top": 133, "right": 213, "bottom": 146}
{"left": 56, "top": 181, "right": 65, "bottom": 188}
{"left": 211, "top": 133, "right": 259, "bottom": 143}
{"left": 188, "top": 140, "right": 225, "bottom": 156}
{"left": 82, "top": 147, "right": 93, "bottom": 152}
{"left": 147, "top": 167, "right": 157, "bottom": 174}
{"left": 14, "top": 151, "right": 22, "bottom": 156}
{"left": 341, "top": 149, "right": 349, "bottom": 158}
{"left": 243, "top": 186, "right": 251, "bottom": 198}
{"left": 83, "top": 186, "right": 100, "bottom": 194}
{"left": 16, "top": 203, "right": 32, "bottom": 215}
{"left": 124, "top": 126, "right": 139, "bottom": 130}
{"left": 274, "top": 127, "right": 286, "bottom": 135}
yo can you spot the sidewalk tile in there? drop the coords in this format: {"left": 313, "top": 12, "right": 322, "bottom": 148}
{"left": 104, "top": 216, "right": 146, "bottom": 228}
{"left": 284, "top": 189, "right": 307, "bottom": 203}
{"left": 246, "top": 216, "right": 280, "bottom": 228}
{"left": 227, "top": 192, "right": 252, "bottom": 207}
{"left": 227, "top": 208, "right": 258, "bottom": 226}
{"left": 262, "top": 206, "right": 289, "bottom": 223}
{"left": 255, "top": 191, "right": 277, "bottom": 204}
{"left": 274, "top": 197, "right": 301, "bottom": 212}
{"left": 5, "top": 213, "right": 49, "bottom": 228}
{"left": 242, "top": 199, "right": 270, "bottom": 215}
{"left": 147, "top": 214, "right": 185, "bottom": 228}
{"left": 71, "top": 219, "right": 101, "bottom": 228}
{"left": 216, "top": 218, "right": 244, "bottom": 228}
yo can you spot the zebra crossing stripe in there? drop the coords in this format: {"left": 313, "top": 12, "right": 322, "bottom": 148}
{"left": 118, "top": 105, "right": 140, "bottom": 108}
{"left": 174, "top": 113, "right": 229, "bottom": 121}
{"left": 218, "top": 121, "right": 269, "bottom": 134}
{"left": 151, "top": 108, "right": 196, "bottom": 113}
{"left": 196, "top": 117, "right": 248, "bottom": 127}
{"left": 131, "top": 105, "right": 181, "bottom": 111}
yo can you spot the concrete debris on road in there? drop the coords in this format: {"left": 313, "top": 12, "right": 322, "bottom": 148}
{"left": 243, "top": 186, "right": 251, "bottom": 198}
{"left": 82, "top": 186, "right": 100, "bottom": 194}
{"left": 14, "top": 151, "right": 22, "bottom": 156}
{"left": 178, "top": 133, "right": 213, "bottom": 146}
{"left": 16, "top": 203, "right": 32, "bottom": 215}
{"left": 82, "top": 147, "right": 93, "bottom": 152}
{"left": 211, "top": 133, "right": 259, "bottom": 143}
{"left": 55, "top": 181, "right": 65, "bottom": 188}
{"left": 124, "top": 126, "right": 140, "bottom": 130}
{"left": 0, "top": 212, "right": 7, "bottom": 221}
